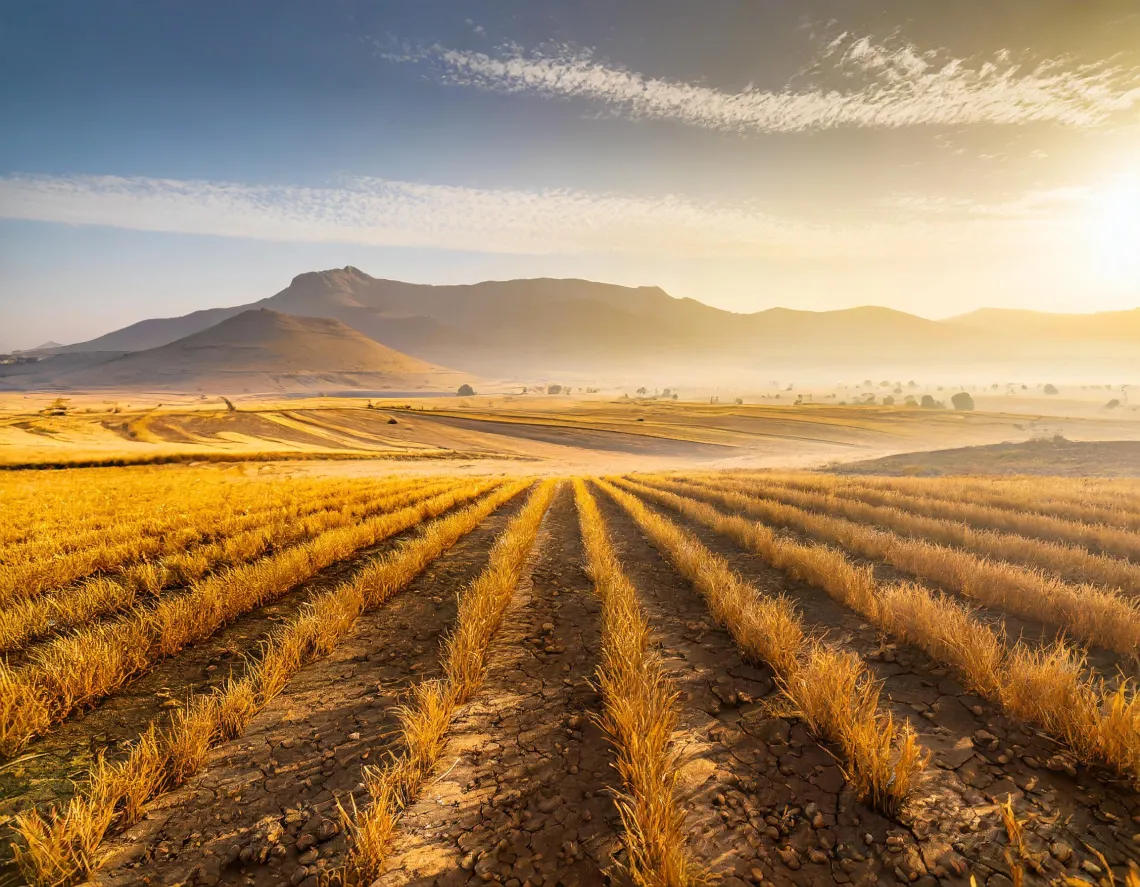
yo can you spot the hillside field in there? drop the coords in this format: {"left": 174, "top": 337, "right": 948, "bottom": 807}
{"left": 2, "top": 464, "right": 1140, "bottom": 887}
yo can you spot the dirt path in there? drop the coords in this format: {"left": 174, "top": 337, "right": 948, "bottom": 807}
{"left": 381, "top": 484, "right": 627, "bottom": 887}
{"left": 635, "top": 488, "right": 1140, "bottom": 885}
{"left": 69, "top": 495, "right": 529, "bottom": 887}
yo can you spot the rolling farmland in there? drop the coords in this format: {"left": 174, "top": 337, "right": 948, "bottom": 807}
{"left": 2, "top": 466, "right": 1139, "bottom": 887}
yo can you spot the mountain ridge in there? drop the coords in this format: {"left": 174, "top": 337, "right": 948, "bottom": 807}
{"left": 28, "top": 267, "right": 1140, "bottom": 379}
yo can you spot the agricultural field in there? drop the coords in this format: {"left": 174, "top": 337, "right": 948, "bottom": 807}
{"left": 2, "top": 464, "right": 1140, "bottom": 887}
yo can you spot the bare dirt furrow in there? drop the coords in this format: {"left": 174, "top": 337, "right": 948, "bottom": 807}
{"left": 0, "top": 494, "right": 493, "bottom": 871}
{"left": 652, "top": 489, "right": 1140, "bottom": 885}
{"left": 381, "top": 485, "right": 626, "bottom": 887}
{"left": 90, "top": 494, "right": 530, "bottom": 887}
{"left": 594, "top": 485, "right": 920, "bottom": 887}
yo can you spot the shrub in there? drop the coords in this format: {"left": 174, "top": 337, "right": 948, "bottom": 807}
{"left": 547, "top": 384, "right": 562, "bottom": 395}
{"left": 457, "top": 384, "right": 475, "bottom": 396}
{"left": 1043, "top": 384, "right": 1059, "bottom": 395}
{"left": 951, "top": 392, "right": 975, "bottom": 411}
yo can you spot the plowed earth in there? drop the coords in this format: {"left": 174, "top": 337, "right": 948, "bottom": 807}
{"left": 3, "top": 475, "right": 1139, "bottom": 887}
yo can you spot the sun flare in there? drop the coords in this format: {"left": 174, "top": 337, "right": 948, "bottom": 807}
{"left": 1087, "top": 173, "right": 1140, "bottom": 286}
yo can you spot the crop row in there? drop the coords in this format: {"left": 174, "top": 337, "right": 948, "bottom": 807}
{"left": 12, "top": 480, "right": 533, "bottom": 886}
{"left": 0, "top": 478, "right": 456, "bottom": 651}
{"left": 626, "top": 476, "right": 1140, "bottom": 780}
{"left": 0, "top": 479, "right": 502, "bottom": 754}
{"left": 0, "top": 476, "right": 407, "bottom": 604}
{"left": 676, "top": 475, "right": 1140, "bottom": 658}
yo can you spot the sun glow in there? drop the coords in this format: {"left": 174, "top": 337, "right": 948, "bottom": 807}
{"left": 1087, "top": 173, "right": 1140, "bottom": 287}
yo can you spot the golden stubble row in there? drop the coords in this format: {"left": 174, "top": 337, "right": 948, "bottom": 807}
{"left": 0, "top": 480, "right": 502, "bottom": 755}
{"left": 339, "top": 480, "right": 557, "bottom": 884}
{"left": 11, "top": 481, "right": 533, "bottom": 887}
{"left": 0, "top": 478, "right": 455, "bottom": 651}
{"left": 741, "top": 475, "right": 1140, "bottom": 595}
{"left": 681, "top": 475, "right": 1140, "bottom": 659}
{"left": 738, "top": 471, "right": 1140, "bottom": 537}
{"left": 573, "top": 480, "right": 701, "bottom": 887}
{"left": 625, "top": 476, "right": 1140, "bottom": 781}
{"left": 0, "top": 472, "right": 360, "bottom": 562}
{"left": 0, "top": 475, "right": 407, "bottom": 605}
{"left": 0, "top": 466, "right": 281, "bottom": 549}
{"left": 597, "top": 479, "right": 926, "bottom": 818}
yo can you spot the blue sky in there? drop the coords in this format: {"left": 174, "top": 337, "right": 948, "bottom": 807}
{"left": 2, "top": 0, "right": 1140, "bottom": 350}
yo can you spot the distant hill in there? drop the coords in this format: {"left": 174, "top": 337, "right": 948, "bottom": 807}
{"left": 23, "top": 309, "right": 468, "bottom": 393}
{"left": 35, "top": 267, "right": 1140, "bottom": 380}
{"left": 949, "top": 307, "right": 1140, "bottom": 342}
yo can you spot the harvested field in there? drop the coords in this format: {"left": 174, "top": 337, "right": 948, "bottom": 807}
{"left": 3, "top": 463, "right": 1139, "bottom": 887}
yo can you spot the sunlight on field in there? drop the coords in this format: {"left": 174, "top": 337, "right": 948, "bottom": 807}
{"left": 2, "top": 462, "right": 1140, "bottom": 885}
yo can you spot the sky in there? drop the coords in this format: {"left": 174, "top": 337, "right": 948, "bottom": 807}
{"left": 2, "top": 0, "right": 1140, "bottom": 351}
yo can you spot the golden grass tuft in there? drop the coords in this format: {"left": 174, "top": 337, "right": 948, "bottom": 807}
{"left": 11, "top": 480, "right": 532, "bottom": 887}
{"left": 340, "top": 480, "right": 557, "bottom": 884}
{"left": 597, "top": 478, "right": 925, "bottom": 816}
{"left": 573, "top": 479, "right": 701, "bottom": 886}
{"left": 0, "top": 479, "right": 490, "bottom": 755}
{"left": 671, "top": 475, "right": 1140, "bottom": 658}
{"left": 628, "top": 475, "right": 1140, "bottom": 781}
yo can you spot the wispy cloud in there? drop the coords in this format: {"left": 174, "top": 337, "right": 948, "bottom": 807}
{"left": 382, "top": 34, "right": 1140, "bottom": 132}
{"left": 0, "top": 172, "right": 848, "bottom": 258}
{"left": 0, "top": 172, "right": 1091, "bottom": 263}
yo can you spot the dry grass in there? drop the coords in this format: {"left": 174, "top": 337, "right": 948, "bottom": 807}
{"left": 751, "top": 471, "right": 1140, "bottom": 547}
{"left": 625, "top": 476, "right": 1140, "bottom": 780}
{"left": 573, "top": 479, "right": 701, "bottom": 887}
{"left": 815, "top": 473, "right": 1140, "bottom": 530}
{"left": 0, "top": 474, "right": 373, "bottom": 604}
{"left": 340, "top": 480, "right": 557, "bottom": 885}
{"left": 596, "top": 479, "right": 925, "bottom": 817}
{"left": 673, "top": 475, "right": 1140, "bottom": 658}
{"left": 0, "top": 479, "right": 503, "bottom": 755}
{"left": 0, "top": 477, "right": 457, "bottom": 651}
{"left": 10, "top": 480, "right": 533, "bottom": 887}
{"left": 746, "top": 474, "right": 1140, "bottom": 594}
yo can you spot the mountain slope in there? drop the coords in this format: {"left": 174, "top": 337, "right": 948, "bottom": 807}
{"left": 44, "top": 266, "right": 1140, "bottom": 378}
{"left": 949, "top": 307, "right": 1140, "bottom": 342}
{"left": 52, "top": 309, "right": 468, "bottom": 392}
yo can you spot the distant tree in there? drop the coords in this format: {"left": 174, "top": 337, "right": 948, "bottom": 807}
{"left": 457, "top": 384, "right": 476, "bottom": 396}
{"left": 1043, "top": 383, "right": 1059, "bottom": 395}
{"left": 991, "top": 383, "right": 999, "bottom": 390}
{"left": 734, "top": 397, "right": 743, "bottom": 405}
{"left": 1106, "top": 399, "right": 1121, "bottom": 409}
{"left": 951, "top": 392, "right": 975, "bottom": 411}
{"left": 893, "top": 387, "right": 903, "bottom": 394}
{"left": 863, "top": 379, "right": 873, "bottom": 387}
{"left": 907, "top": 380, "right": 918, "bottom": 389}
{"left": 672, "top": 394, "right": 678, "bottom": 400}
{"left": 636, "top": 387, "right": 648, "bottom": 396}
{"left": 880, "top": 380, "right": 891, "bottom": 388}
{"left": 904, "top": 395, "right": 918, "bottom": 407}
{"left": 547, "top": 384, "right": 562, "bottom": 395}
{"left": 662, "top": 388, "right": 672, "bottom": 397}
{"left": 882, "top": 395, "right": 895, "bottom": 406}
{"left": 920, "top": 394, "right": 939, "bottom": 409}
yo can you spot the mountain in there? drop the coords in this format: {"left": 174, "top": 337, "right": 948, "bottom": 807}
{"left": 25, "top": 309, "right": 468, "bottom": 393}
{"left": 36, "top": 267, "right": 1140, "bottom": 380}
{"left": 949, "top": 307, "right": 1140, "bottom": 342}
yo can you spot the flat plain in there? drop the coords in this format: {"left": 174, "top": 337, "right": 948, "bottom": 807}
{"left": 2, "top": 398, "right": 1140, "bottom": 887}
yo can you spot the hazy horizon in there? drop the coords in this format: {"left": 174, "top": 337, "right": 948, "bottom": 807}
{"left": 3, "top": 0, "right": 1140, "bottom": 351}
